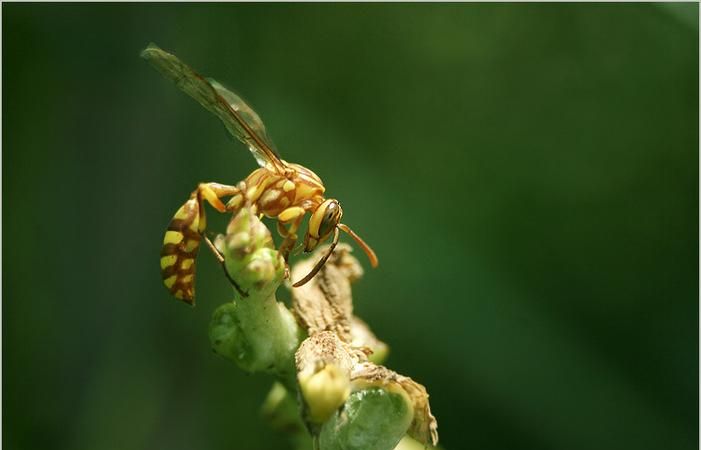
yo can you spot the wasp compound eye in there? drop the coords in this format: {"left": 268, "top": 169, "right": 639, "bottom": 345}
{"left": 318, "top": 200, "right": 342, "bottom": 239}
{"left": 309, "top": 199, "right": 343, "bottom": 241}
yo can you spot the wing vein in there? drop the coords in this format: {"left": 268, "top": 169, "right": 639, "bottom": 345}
{"left": 141, "top": 43, "right": 285, "bottom": 174}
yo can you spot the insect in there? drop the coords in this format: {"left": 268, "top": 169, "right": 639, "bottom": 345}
{"left": 142, "top": 44, "right": 378, "bottom": 305}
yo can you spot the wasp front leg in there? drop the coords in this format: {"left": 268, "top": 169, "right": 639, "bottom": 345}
{"left": 276, "top": 206, "right": 307, "bottom": 265}
{"left": 160, "top": 182, "right": 240, "bottom": 304}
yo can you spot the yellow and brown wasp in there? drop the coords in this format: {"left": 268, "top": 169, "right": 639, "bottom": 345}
{"left": 142, "top": 44, "right": 378, "bottom": 305}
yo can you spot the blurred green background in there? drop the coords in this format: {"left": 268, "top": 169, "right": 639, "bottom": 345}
{"left": 3, "top": 3, "right": 698, "bottom": 450}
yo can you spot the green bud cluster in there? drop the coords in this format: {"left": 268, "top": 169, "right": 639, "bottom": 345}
{"left": 205, "top": 209, "right": 437, "bottom": 450}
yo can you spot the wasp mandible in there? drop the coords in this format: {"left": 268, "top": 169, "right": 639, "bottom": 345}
{"left": 142, "top": 44, "right": 378, "bottom": 305}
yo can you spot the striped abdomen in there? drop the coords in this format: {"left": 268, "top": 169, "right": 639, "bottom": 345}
{"left": 160, "top": 198, "right": 202, "bottom": 304}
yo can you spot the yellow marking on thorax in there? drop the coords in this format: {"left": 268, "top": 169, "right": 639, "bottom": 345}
{"left": 279, "top": 206, "right": 305, "bottom": 223}
{"left": 294, "top": 182, "right": 323, "bottom": 204}
{"left": 164, "top": 231, "right": 184, "bottom": 245}
{"left": 248, "top": 174, "right": 286, "bottom": 206}
{"left": 259, "top": 189, "right": 281, "bottom": 207}
{"left": 288, "top": 163, "right": 323, "bottom": 184}
{"left": 246, "top": 179, "right": 269, "bottom": 203}
{"left": 283, "top": 180, "right": 295, "bottom": 192}
{"left": 246, "top": 168, "right": 268, "bottom": 187}
{"left": 245, "top": 169, "right": 275, "bottom": 202}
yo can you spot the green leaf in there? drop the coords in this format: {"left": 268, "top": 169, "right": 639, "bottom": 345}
{"left": 319, "top": 388, "right": 413, "bottom": 450}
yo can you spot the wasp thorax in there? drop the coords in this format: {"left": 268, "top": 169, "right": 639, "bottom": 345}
{"left": 305, "top": 199, "right": 343, "bottom": 252}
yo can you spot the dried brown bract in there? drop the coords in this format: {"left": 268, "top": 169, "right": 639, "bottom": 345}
{"left": 291, "top": 243, "right": 358, "bottom": 342}
{"left": 295, "top": 331, "right": 356, "bottom": 379}
{"left": 290, "top": 245, "right": 438, "bottom": 447}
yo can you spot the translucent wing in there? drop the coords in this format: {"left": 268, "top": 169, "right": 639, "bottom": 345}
{"left": 141, "top": 43, "right": 285, "bottom": 173}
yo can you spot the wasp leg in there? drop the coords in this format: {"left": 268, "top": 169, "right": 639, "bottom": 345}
{"left": 160, "top": 182, "right": 241, "bottom": 304}
{"left": 195, "top": 183, "right": 253, "bottom": 298}
{"left": 225, "top": 181, "right": 247, "bottom": 211}
{"left": 194, "top": 182, "right": 241, "bottom": 231}
{"left": 276, "top": 207, "right": 306, "bottom": 277}
{"left": 201, "top": 234, "right": 248, "bottom": 298}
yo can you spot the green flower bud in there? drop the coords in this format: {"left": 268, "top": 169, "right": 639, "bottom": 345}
{"left": 299, "top": 364, "right": 351, "bottom": 425}
{"left": 219, "top": 208, "right": 284, "bottom": 295}
{"left": 209, "top": 208, "right": 301, "bottom": 388}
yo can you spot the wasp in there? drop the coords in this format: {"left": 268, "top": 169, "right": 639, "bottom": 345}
{"left": 142, "top": 44, "right": 378, "bottom": 305}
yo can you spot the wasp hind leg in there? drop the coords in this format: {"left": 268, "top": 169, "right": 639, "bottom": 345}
{"left": 201, "top": 234, "right": 248, "bottom": 298}
{"left": 160, "top": 182, "right": 242, "bottom": 304}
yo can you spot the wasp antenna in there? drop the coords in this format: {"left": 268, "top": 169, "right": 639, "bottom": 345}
{"left": 337, "top": 223, "right": 378, "bottom": 268}
{"left": 292, "top": 227, "right": 340, "bottom": 287}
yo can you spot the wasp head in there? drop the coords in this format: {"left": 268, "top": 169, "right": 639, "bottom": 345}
{"left": 305, "top": 199, "right": 343, "bottom": 252}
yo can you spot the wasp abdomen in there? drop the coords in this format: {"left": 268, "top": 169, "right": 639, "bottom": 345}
{"left": 160, "top": 198, "right": 202, "bottom": 304}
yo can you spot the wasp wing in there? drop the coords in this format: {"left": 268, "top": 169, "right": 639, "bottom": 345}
{"left": 208, "top": 79, "right": 281, "bottom": 158}
{"left": 141, "top": 43, "right": 285, "bottom": 173}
